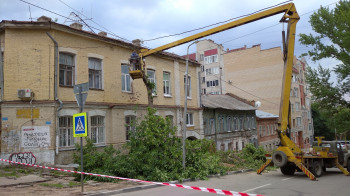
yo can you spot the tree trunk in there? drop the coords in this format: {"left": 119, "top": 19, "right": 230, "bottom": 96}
{"left": 142, "top": 73, "right": 154, "bottom": 108}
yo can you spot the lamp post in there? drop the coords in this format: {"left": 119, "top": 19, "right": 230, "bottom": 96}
{"left": 183, "top": 40, "right": 199, "bottom": 169}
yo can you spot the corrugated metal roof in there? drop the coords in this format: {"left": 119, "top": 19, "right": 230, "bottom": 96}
{"left": 202, "top": 94, "right": 256, "bottom": 111}
{"left": 256, "top": 110, "right": 278, "bottom": 119}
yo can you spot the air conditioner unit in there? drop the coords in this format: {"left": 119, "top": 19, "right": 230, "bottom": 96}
{"left": 18, "top": 89, "right": 32, "bottom": 99}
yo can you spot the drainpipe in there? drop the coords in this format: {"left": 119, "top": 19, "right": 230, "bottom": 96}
{"left": 0, "top": 41, "right": 3, "bottom": 101}
{"left": 46, "top": 32, "right": 62, "bottom": 155}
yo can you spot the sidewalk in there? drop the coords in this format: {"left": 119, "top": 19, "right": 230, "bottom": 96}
{"left": 0, "top": 175, "right": 48, "bottom": 187}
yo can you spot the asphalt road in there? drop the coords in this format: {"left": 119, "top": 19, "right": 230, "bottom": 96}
{"left": 114, "top": 168, "right": 350, "bottom": 196}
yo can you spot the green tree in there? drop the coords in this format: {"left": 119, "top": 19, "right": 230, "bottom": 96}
{"left": 299, "top": 0, "right": 350, "bottom": 96}
{"left": 299, "top": 0, "right": 350, "bottom": 136}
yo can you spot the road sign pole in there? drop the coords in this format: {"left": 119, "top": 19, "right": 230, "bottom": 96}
{"left": 79, "top": 86, "right": 84, "bottom": 193}
{"left": 73, "top": 82, "right": 89, "bottom": 194}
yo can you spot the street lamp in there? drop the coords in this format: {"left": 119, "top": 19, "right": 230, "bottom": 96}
{"left": 183, "top": 40, "right": 199, "bottom": 169}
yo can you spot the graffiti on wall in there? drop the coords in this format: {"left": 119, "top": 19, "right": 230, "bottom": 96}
{"left": 21, "top": 126, "right": 50, "bottom": 148}
{"left": 1, "top": 130, "right": 21, "bottom": 151}
{"left": 9, "top": 152, "right": 36, "bottom": 165}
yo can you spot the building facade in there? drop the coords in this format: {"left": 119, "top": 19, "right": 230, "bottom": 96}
{"left": 0, "top": 17, "right": 203, "bottom": 165}
{"left": 192, "top": 40, "right": 225, "bottom": 95}
{"left": 194, "top": 40, "right": 314, "bottom": 149}
{"left": 256, "top": 110, "right": 279, "bottom": 151}
{"left": 223, "top": 44, "right": 284, "bottom": 116}
{"left": 289, "top": 57, "right": 313, "bottom": 148}
{"left": 202, "top": 94, "right": 257, "bottom": 151}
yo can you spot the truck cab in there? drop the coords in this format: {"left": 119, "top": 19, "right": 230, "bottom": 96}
{"left": 312, "top": 140, "right": 350, "bottom": 172}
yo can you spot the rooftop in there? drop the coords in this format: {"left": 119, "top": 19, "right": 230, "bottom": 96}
{"left": 202, "top": 94, "right": 256, "bottom": 111}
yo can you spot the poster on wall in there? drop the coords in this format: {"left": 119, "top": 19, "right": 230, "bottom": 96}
{"left": 21, "top": 126, "right": 50, "bottom": 148}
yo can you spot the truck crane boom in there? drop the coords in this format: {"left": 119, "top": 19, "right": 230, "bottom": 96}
{"left": 128, "top": 3, "right": 349, "bottom": 180}
{"left": 130, "top": 2, "right": 299, "bottom": 144}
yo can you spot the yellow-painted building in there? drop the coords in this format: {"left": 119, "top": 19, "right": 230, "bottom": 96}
{"left": 0, "top": 17, "right": 203, "bottom": 165}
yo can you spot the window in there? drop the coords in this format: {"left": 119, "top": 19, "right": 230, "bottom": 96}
{"left": 201, "top": 65, "right": 204, "bottom": 72}
{"left": 210, "top": 119, "right": 215, "bottom": 134}
{"left": 91, "top": 116, "right": 105, "bottom": 144}
{"left": 200, "top": 54, "right": 204, "bottom": 61}
{"left": 250, "top": 117, "right": 256, "bottom": 129}
{"left": 227, "top": 116, "right": 231, "bottom": 131}
{"left": 59, "top": 53, "right": 75, "bottom": 86}
{"left": 125, "top": 115, "right": 136, "bottom": 140}
{"left": 166, "top": 115, "right": 174, "bottom": 128}
{"left": 184, "top": 75, "right": 191, "bottom": 98}
{"left": 207, "top": 80, "right": 219, "bottom": 87}
{"left": 204, "top": 55, "right": 218, "bottom": 64}
{"left": 294, "top": 87, "right": 299, "bottom": 97}
{"left": 202, "top": 88, "right": 206, "bottom": 94}
{"left": 233, "top": 117, "right": 238, "bottom": 131}
{"left": 245, "top": 116, "right": 250, "bottom": 129}
{"left": 59, "top": 116, "right": 74, "bottom": 147}
{"left": 202, "top": 77, "right": 205, "bottom": 84}
{"left": 238, "top": 117, "right": 244, "bottom": 130}
{"left": 295, "top": 102, "right": 300, "bottom": 111}
{"left": 296, "top": 117, "right": 302, "bottom": 127}
{"left": 121, "top": 64, "right": 131, "bottom": 92}
{"left": 163, "top": 72, "right": 171, "bottom": 96}
{"left": 147, "top": 69, "right": 157, "bottom": 95}
{"left": 89, "top": 58, "right": 102, "bottom": 89}
{"left": 291, "top": 104, "right": 294, "bottom": 112}
{"left": 205, "top": 67, "right": 220, "bottom": 75}
{"left": 219, "top": 116, "right": 224, "bottom": 132}
{"left": 186, "top": 113, "right": 194, "bottom": 126}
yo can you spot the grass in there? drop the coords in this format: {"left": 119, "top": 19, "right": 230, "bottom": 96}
{"left": 40, "top": 183, "right": 64, "bottom": 188}
{"left": 39, "top": 181, "right": 80, "bottom": 189}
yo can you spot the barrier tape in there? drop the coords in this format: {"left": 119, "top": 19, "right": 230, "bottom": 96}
{"left": 0, "top": 158, "right": 263, "bottom": 196}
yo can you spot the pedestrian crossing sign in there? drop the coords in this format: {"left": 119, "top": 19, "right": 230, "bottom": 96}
{"left": 73, "top": 112, "right": 87, "bottom": 137}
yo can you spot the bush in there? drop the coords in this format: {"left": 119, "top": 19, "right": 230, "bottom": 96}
{"left": 74, "top": 108, "right": 227, "bottom": 182}
{"left": 219, "top": 144, "right": 267, "bottom": 170}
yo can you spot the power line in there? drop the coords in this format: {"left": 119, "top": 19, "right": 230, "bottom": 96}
{"left": 143, "top": 0, "right": 293, "bottom": 42}
{"left": 19, "top": 0, "right": 131, "bottom": 42}
{"left": 57, "top": 0, "right": 131, "bottom": 42}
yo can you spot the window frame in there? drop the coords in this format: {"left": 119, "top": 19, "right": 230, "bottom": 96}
{"left": 186, "top": 113, "right": 194, "bottom": 126}
{"left": 163, "top": 71, "right": 171, "bottom": 96}
{"left": 121, "top": 64, "right": 132, "bottom": 92}
{"left": 88, "top": 57, "right": 103, "bottom": 89}
{"left": 59, "top": 116, "right": 74, "bottom": 147}
{"left": 59, "top": 52, "right": 75, "bottom": 87}
{"left": 90, "top": 115, "right": 105, "bottom": 144}
{"left": 125, "top": 115, "right": 136, "bottom": 141}
{"left": 147, "top": 69, "right": 157, "bottom": 96}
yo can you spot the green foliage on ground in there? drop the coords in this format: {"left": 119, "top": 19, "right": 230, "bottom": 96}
{"left": 218, "top": 144, "right": 268, "bottom": 170}
{"left": 74, "top": 108, "right": 268, "bottom": 182}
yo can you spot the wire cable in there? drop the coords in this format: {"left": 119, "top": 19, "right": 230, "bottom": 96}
{"left": 19, "top": 0, "right": 131, "bottom": 42}
{"left": 143, "top": 0, "right": 293, "bottom": 42}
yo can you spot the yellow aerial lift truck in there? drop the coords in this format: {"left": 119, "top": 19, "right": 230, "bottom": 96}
{"left": 126, "top": 2, "right": 349, "bottom": 180}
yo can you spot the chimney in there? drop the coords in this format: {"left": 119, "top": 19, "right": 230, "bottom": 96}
{"left": 37, "top": 16, "right": 52, "bottom": 22}
{"left": 132, "top": 39, "right": 142, "bottom": 47}
{"left": 70, "top": 22, "right": 83, "bottom": 30}
{"left": 98, "top": 31, "right": 107, "bottom": 37}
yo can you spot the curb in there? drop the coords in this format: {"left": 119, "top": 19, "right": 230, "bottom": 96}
{"left": 86, "top": 169, "right": 254, "bottom": 196}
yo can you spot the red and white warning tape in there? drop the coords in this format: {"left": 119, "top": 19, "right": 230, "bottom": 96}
{"left": 0, "top": 158, "right": 263, "bottom": 196}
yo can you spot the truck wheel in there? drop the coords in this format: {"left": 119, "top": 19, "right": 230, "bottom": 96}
{"left": 280, "top": 163, "right": 296, "bottom": 176}
{"left": 311, "top": 161, "right": 322, "bottom": 177}
{"left": 272, "top": 151, "right": 287, "bottom": 167}
{"left": 347, "top": 159, "right": 350, "bottom": 173}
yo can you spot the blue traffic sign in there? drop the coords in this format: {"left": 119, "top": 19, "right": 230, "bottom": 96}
{"left": 73, "top": 113, "right": 87, "bottom": 137}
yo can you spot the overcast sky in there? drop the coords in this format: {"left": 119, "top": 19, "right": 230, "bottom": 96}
{"left": 0, "top": 0, "right": 340, "bottom": 69}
